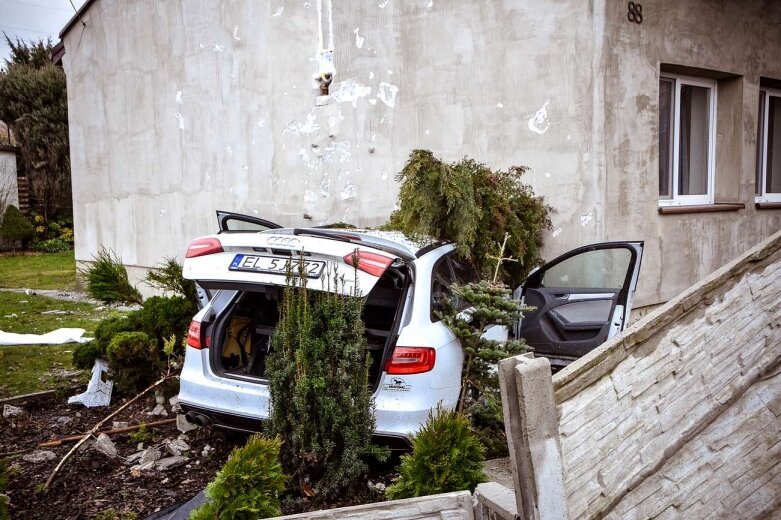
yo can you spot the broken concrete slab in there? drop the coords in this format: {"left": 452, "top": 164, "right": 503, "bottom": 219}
{"left": 176, "top": 414, "right": 198, "bottom": 433}
{"left": 93, "top": 433, "right": 118, "bottom": 458}
{"left": 169, "top": 395, "right": 182, "bottom": 413}
{"left": 155, "top": 456, "right": 188, "bottom": 471}
{"left": 133, "top": 448, "right": 163, "bottom": 471}
{"left": 23, "top": 450, "right": 57, "bottom": 463}
{"left": 166, "top": 439, "right": 190, "bottom": 457}
{"left": 68, "top": 359, "right": 112, "bottom": 408}
{"left": 148, "top": 404, "right": 168, "bottom": 417}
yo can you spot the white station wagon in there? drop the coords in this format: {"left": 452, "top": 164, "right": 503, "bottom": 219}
{"left": 178, "top": 211, "right": 643, "bottom": 446}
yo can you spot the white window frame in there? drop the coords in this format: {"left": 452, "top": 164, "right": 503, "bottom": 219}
{"left": 659, "top": 74, "right": 717, "bottom": 207}
{"left": 756, "top": 88, "right": 781, "bottom": 203}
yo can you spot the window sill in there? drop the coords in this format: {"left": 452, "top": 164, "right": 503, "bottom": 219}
{"left": 755, "top": 202, "right": 781, "bottom": 210}
{"left": 657, "top": 203, "right": 745, "bottom": 215}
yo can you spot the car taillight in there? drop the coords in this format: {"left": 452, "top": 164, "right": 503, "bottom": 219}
{"left": 186, "top": 320, "right": 208, "bottom": 349}
{"left": 186, "top": 237, "right": 223, "bottom": 258}
{"left": 343, "top": 250, "right": 394, "bottom": 277}
{"left": 384, "top": 347, "right": 436, "bottom": 375}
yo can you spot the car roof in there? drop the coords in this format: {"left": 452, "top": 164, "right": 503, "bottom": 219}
{"left": 264, "top": 227, "right": 447, "bottom": 258}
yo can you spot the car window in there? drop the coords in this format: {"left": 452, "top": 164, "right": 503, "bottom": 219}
{"left": 430, "top": 256, "right": 456, "bottom": 321}
{"left": 541, "top": 248, "right": 632, "bottom": 289}
{"left": 450, "top": 257, "right": 479, "bottom": 285}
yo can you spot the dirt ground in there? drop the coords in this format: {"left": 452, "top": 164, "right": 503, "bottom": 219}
{"left": 1, "top": 392, "right": 240, "bottom": 519}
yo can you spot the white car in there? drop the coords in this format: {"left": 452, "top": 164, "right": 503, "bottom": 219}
{"left": 178, "top": 211, "right": 643, "bottom": 445}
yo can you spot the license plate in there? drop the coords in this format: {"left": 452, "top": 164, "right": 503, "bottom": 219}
{"left": 229, "top": 254, "right": 326, "bottom": 278}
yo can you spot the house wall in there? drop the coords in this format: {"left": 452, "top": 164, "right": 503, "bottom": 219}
{"left": 0, "top": 148, "right": 19, "bottom": 212}
{"left": 61, "top": 0, "right": 781, "bottom": 304}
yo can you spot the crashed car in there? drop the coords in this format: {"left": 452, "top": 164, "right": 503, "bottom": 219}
{"left": 177, "top": 211, "right": 643, "bottom": 444}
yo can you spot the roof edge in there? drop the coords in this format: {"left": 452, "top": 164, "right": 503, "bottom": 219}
{"left": 59, "top": 0, "right": 98, "bottom": 39}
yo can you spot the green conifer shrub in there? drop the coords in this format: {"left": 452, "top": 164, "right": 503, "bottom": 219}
{"left": 439, "top": 279, "right": 529, "bottom": 456}
{"left": 105, "top": 331, "right": 160, "bottom": 393}
{"left": 79, "top": 247, "right": 143, "bottom": 304}
{"left": 0, "top": 205, "right": 33, "bottom": 250}
{"left": 134, "top": 296, "right": 196, "bottom": 357}
{"left": 388, "top": 150, "right": 552, "bottom": 285}
{"left": 72, "top": 315, "right": 139, "bottom": 369}
{"left": 267, "top": 267, "right": 382, "bottom": 502}
{"left": 189, "top": 435, "right": 287, "bottom": 520}
{"left": 144, "top": 257, "right": 198, "bottom": 303}
{"left": 386, "top": 406, "right": 487, "bottom": 500}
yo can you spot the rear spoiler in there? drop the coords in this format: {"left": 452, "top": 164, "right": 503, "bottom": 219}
{"left": 292, "top": 228, "right": 415, "bottom": 263}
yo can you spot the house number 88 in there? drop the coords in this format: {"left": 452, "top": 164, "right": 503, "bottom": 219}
{"left": 628, "top": 2, "right": 642, "bottom": 24}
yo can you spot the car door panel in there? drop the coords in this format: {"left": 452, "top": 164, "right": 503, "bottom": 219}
{"left": 517, "top": 242, "right": 643, "bottom": 366}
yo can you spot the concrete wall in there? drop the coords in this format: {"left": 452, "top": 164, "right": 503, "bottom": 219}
{"left": 0, "top": 148, "right": 19, "bottom": 212}
{"left": 62, "top": 0, "right": 781, "bottom": 303}
{"left": 554, "top": 229, "right": 781, "bottom": 518}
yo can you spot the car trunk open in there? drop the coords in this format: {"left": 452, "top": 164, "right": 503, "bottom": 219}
{"left": 204, "top": 263, "right": 411, "bottom": 391}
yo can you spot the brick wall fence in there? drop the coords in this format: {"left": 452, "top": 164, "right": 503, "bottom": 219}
{"left": 499, "top": 229, "right": 781, "bottom": 519}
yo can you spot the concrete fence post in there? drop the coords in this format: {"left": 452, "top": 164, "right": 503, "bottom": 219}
{"left": 499, "top": 354, "right": 568, "bottom": 520}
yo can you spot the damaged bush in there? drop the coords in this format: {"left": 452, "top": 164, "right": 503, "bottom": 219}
{"left": 388, "top": 149, "right": 552, "bottom": 285}
{"left": 133, "top": 296, "right": 196, "bottom": 358}
{"left": 190, "top": 435, "right": 287, "bottom": 520}
{"left": 106, "top": 331, "right": 161, "bottom": 394}
{"left": 267, "top": 266, "right": 383, "bottom": 503}
{"left": 386, "top": 406, "right": 486, "bottom": 500}
{"left": 144, "top": 256, "right": 197, "bottom": 303}
{"left": 79, "top": 247, "right": 143, "bottom": 304}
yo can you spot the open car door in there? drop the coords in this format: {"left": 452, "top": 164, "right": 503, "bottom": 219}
{"left": 515, "top": 241, "right": 643, "bottom": 369}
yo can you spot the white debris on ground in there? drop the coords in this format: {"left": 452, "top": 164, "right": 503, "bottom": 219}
{"left": 3, "top": 404, "right": 23, "bottom": 417}
{"left": 166, "top": 438, "right": 190, "bottom": 457}
{"left": 148, "top": 403, "right": 168, "bottom": 417}
{"left": 169, "top": 395, "right": 182, "bottom": 413}
{"left": 0, "top": 327, "right": 93, "bottom": 346}
{"left": 68, "top": 359, "right": 113, "bottom": 408}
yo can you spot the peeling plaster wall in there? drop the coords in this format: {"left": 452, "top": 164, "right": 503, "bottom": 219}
{"left": 62, "top": 0, "right": 781, "bottom": 304}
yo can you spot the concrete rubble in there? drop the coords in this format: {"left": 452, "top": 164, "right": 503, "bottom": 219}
{"left": 176, "top": 414, "right": 198, "bottom": 433}
{"left": 93, "top": 433, "right": 118, "bottom": 458}
{"left": 3, "top": 404, "right": 23, "bottom": 418}
{"left": 68, "top": 359, "right": 113, "bottom": 408}
{"left": 23, "top": 450, "right": 57, "bottom": 463}
{"left": 166, "top": 438, "right": 190, "bottom": 457}
{"left": 155, "top": 456, "right": 189, "bottom": 471}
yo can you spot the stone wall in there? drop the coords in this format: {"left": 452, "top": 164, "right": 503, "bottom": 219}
{"left": 500, "top": 230, "right": 781, "bottom": 519}
{"left": 555, "top": 229, "right": 781, "bottom": 518}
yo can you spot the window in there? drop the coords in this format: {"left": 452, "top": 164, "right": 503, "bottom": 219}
{"left": 757, "top": 88, "right": 781, "bottom": 202}
{"left": 659, "top": 74, "right": 717, "bottom": 205}
{"left": 430, "top": 256, "right": 456, "bottom": 321}
{"left": 541, "top": 248, "right": 632, "bottom": 290}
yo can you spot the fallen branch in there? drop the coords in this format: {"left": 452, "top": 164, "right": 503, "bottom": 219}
{"left": 39, "top": 418, "right": 176, "bottom": 448}
{"left": 43, "top": 372, "right": 176, "bottom": 490}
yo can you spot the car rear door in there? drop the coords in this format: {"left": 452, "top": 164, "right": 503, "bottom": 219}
{"left": 183, "top": 225, "right": 409, "bottom": 298}
{"left": 515, "top": 242, "right": 643, "bottom": 368}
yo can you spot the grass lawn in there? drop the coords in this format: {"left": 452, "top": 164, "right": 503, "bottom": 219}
{"left": 0, "top": 251, "right": 77, "bottom": 291}
{"left": 0, "top": 291, "right": 126, "bottom": 398}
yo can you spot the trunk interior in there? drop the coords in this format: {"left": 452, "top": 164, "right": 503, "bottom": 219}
{"left": 209, "top": 265, "right": 410, "bottom": 391}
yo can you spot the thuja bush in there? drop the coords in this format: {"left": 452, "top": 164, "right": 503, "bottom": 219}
{"left": 73, "top": 296, "right": 195, "bottom": 390}
{"left": 0, "top": 205, "right": 33, "bottom": 250}
{"left": 439, "top": 280, "right": 529, "bottom": 456}
{"left": 267, "top": 267, "right": 383, "bottom": 502}
{"left": 144, "top": 256, "right": 198, "bottom": 303}
{"left": 386, "top": 406, "right": 487, "bottom": 500}
{"left": 190, "top": 435, "right": 287, "bottom": 520}
{"left": 388, "top": 150, "right": 552, "bottom": 285}
{"left": 79, "top": 247, "right": 143, "bottom": 304}
{"left": 106, "top": 331, "right": 161, "bottom": 394}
